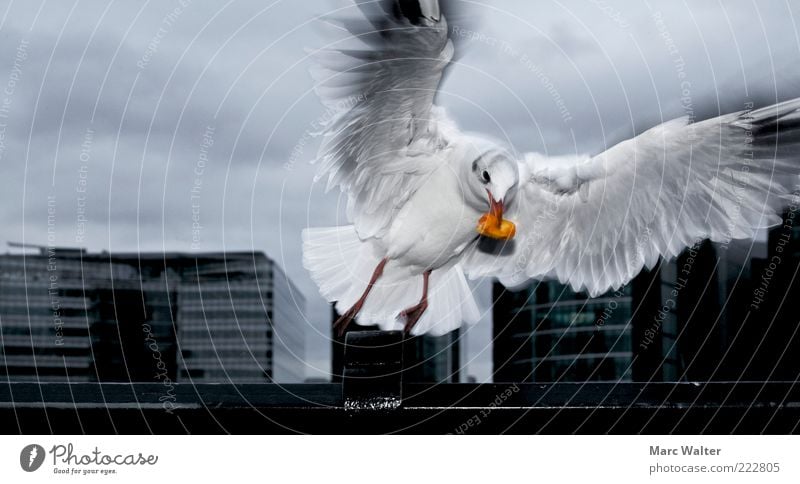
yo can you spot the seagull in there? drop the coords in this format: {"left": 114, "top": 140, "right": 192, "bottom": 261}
{"left": 302, "top": 0, "right": 800, "bottom": 337}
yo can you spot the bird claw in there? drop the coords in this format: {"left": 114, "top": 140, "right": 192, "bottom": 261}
{"left": 400, "top": 300, "right": 428, "bottom": 334}
{"left": 332, "top": 258, "right": 389, "bottom": 338}
{"left": 333, "top": 304, "right": 360, "bottom": 337}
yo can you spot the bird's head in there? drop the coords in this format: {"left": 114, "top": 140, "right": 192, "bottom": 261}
{"left": 469, "top": 148, "right": 519, "bottom": 240}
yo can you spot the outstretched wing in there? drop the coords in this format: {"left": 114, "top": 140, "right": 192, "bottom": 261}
{"left": 464, "top": 98, "right": 800, "bottom": 296}
{"left": 311, "top": 0, "right": 462, "bottom": 238}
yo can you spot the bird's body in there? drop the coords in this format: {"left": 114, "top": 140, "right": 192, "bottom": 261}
{"left": 383, "top": 144, "right": 483, "bottom": 270}
{"left": 302, "top": 0, "right": 800, "bottom": 336}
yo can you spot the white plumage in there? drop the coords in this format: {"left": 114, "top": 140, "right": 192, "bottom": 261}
{"left": 302, "top": 0, "right": 800, "bottom": 336}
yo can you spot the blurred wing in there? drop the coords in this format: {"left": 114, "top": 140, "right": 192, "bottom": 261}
{"left": 464, "top": 98, "right": 800, "bottom": 296}
{"left": 311, "top": 0, "right": 461, "bottom": 237}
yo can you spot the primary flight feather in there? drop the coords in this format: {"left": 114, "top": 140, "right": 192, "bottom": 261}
{"left": 302, "top": 0, "right": 800, "bottom": 336}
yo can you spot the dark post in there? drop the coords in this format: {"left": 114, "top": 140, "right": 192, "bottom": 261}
{"left": 342, "top": 330, "right": 404, "bottom": 411}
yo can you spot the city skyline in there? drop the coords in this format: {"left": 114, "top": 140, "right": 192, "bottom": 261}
{"left": 0, "top": 244, "right": 306, "bottom": 384}
{"left": 1, "top": 2, "right": 799, "bottom": 381}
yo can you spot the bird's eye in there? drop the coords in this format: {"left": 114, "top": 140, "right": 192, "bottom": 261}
{"left": 481, "top": 170, "right": 491, "bottom": 183}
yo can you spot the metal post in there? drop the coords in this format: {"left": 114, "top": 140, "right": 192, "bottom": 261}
{"left": 342, "top": 330, "right": 404, "bottom": 411}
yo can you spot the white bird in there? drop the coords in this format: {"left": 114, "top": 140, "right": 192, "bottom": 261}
{"left": 302, "top": 0, "right": 800, "bottom": 336}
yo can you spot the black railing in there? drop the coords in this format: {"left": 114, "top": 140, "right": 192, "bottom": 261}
{"left": 2, "top": 332, "right": 799, "bottom": 434}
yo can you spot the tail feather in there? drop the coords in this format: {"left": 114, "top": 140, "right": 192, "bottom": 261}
{"left": 301, "top": 225, "right": 365, "bottom": 301}
{"left": 302, "top": 225, "right": 479, "bottom": 336}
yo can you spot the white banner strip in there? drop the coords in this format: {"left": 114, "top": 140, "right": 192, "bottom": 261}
{"left": 1, "top": 435, "right": 798, "bottom": 483}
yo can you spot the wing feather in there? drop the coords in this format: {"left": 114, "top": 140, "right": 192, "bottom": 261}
{"left": 311, "top": 0, "right": 461, "bottom": 238}
{"left": 465, "top": 98, "right": 800, "bottom": 296}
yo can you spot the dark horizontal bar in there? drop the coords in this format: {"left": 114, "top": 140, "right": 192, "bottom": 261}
{"left": 2, "top": 382, "right": 798, "bottom": 434}
{"left": 403, "top": 381, "right": 800, "bottom": 409}
{"left": 1, "top": 382, "right": 799, "bottom": 409}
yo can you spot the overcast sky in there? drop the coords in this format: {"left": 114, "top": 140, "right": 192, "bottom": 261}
{"left": 0, "top": 0, "right": 798, "bottom": 381}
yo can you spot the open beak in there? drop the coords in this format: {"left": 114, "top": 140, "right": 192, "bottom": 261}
{"left": 476, "top": 190, "right": 516, "bottom": 240}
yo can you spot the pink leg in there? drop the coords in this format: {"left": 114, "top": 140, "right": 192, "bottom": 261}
{"left": 333, "top": 258, "right": 388, "bottom": 337}
{"left": 400, "top": 270, "right": 431, "bottom": 334}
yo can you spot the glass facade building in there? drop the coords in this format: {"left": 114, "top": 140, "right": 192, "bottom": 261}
{"left": 0, "top": 249, "right": 99, "bottom": 382}
{"left": 0, "top": 247, "right": 305, "bottom": 383}
{"left": 492, "top": 261, "right": 680, "bottom": 383}
{"left": 330, "top": 309, "right": 463, "bottom": 383}
{"left": 177, "top": 256, "right": 306, "bottom": 383}
{"left": 491, "top": 236, "right": 785, "bottom": 384}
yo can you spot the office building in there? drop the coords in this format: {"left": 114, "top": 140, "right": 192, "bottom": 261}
{"left": 737, "top": 212, "right": 800, "bottom": 381}
{"left": 675, "top": 238, "right": 765, "bottom": 381}
{"left": 492, "top": 236, "right": 780, "bottom": 383}
{"left": 177, "top": 254, "right": 306, "bottom": 383}
{"left": 0, "top": 245, "right": 305, "bottom": 383}
{"left": 0, "top": 247, "right": 99, "bottom": 382}
{"left": 492, "top": 261, "right": 680, "bottom": 383}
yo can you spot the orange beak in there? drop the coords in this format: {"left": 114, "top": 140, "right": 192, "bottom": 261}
{"left": 476, "top": 190, "right": 516, "bottom": 240}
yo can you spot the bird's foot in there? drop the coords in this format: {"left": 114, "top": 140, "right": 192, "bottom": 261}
{"left": 334, "top": 302, "right": 362, "bottom": 337}
{"left": 400, "top": 299, "right": 428, "bottom": 334}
